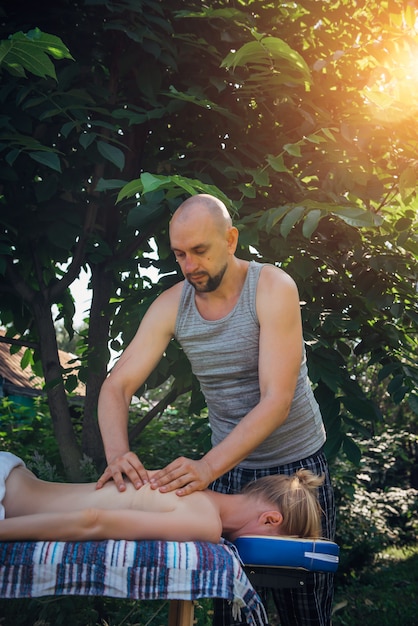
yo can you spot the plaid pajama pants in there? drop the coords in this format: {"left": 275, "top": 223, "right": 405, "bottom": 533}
{"left": 210, "top": 450, "right": 336, "bottom": 626}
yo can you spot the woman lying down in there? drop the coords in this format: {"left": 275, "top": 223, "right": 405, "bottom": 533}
{"left": 0, "top": 452, "right": 324, "bottom": 544}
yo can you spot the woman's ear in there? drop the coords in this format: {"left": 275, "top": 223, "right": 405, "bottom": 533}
{"left": 259, "top": 510, "right": 283, "bottom": 531}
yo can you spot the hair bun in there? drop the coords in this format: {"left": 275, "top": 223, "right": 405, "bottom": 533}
{"left": 294, "top": 468, "right": 325, "bottom": 491}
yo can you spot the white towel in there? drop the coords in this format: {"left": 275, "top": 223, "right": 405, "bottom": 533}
{"left": 0, "top": 451, "right": 25, "bottom": 519}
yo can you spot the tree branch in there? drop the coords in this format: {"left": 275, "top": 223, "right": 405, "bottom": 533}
{"left": 5, "top": 260, "right": 36, "bottom": 303}
{"left": 129, "top": 385, "right": 190, "bottom": 443}
{"left": 49, "top": 202, "right": 98, "bottom": 300}
{"left": 0, "top": 335, "right": 38, "bottom": 350}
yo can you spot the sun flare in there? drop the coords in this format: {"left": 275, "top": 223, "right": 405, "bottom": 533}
{"left": 363, "top": 37, "right": 418, "bottom": 125}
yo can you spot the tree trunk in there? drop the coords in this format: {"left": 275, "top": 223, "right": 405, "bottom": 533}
{"left": 32, "top": 295, "right": 83, "bottom": 481}
{"left": 81, "top": 262, "right": 114, "bottom": 469}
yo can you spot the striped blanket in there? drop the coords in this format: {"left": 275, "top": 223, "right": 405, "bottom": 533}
{"left": 0, "top": 539, "right": 267, "bottom": 625}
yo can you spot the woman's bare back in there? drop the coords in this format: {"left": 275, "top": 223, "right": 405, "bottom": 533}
{"left": 3, "top": 465, "right": 218, "bottom": 524}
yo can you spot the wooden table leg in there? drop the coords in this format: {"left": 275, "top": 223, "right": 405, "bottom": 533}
{"left": 168, "top": 600, "right": 194, "bottom": 626}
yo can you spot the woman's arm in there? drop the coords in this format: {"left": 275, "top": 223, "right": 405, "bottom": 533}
{"left": 0, "top": 509, "right": 101, "bottom": 542}
{"left": 0, "top": 507, "right": 221, "bottom": 543}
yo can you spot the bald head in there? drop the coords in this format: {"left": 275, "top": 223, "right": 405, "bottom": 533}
{"left": 170, "top": 194, "right": 232, "bottom": 235}
{"left": 169, "top": 194, "right": 238, "bottom": 293}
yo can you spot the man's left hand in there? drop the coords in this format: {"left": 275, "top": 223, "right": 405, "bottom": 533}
{"left": 150, "top": 457, "right": 213, "bottom": 496}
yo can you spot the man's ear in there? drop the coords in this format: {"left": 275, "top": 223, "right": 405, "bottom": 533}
{"left": 259, "top": 510, "right": 283, "bottom": 529}
{"left": 226, "top": 226, "right": 239, "bottom": 253}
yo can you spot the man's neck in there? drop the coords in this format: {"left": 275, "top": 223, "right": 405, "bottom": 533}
{"left": 194, "top": 258, "right": 249, "bottom": 321}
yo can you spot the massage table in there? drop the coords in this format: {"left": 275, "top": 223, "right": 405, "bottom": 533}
{"left": 0, "top": 537, "right": 339, "bottom": 626}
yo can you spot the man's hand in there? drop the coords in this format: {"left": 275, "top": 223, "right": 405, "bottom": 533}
{"left": 96, "top": 451, "right": 149, "bottom": 492}
{"left": 150, "top": 457, "right": 213, "bottom": 496}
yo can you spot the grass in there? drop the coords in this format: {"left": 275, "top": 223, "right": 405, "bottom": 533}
{"left": 332, "top": 543, "right": 418, "bottom": 626}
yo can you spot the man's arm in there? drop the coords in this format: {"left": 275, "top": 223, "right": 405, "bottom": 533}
{"left": 96, "top": 284, "right": 182, "bottom": 491}
{"left": 151, "top": 265, "right": 303, "bottom": 495}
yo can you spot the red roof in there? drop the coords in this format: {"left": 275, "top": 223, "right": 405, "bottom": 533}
{"left": 0, "top": 329, "right": 85, "bottom": 396}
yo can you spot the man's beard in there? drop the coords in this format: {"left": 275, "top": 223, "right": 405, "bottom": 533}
{"left": 187, "top": 264, "right": 227, "bottom": 292}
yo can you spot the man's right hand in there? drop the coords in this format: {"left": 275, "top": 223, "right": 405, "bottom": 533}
{"left": 96, "top": 451, "right": 149, "bottom": 491}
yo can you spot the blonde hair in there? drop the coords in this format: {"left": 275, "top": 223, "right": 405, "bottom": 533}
{"left": 242, "top": 469, "right": 324, "bottom": 538}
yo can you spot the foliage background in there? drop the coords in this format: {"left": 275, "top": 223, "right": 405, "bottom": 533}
{"left": 1, "top": 2, "right": 418, "bottom": 624}
{"left": 0, "top": 0, "right": 417, "bottom": 479}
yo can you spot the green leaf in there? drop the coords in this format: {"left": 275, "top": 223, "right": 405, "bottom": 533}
{"left": 362, "top": 87, "right": 394, "bottom": 109}
{"left": 64, "top": 375, "right": 79, "bottom": 393}
{"left": 127, "top": 201, "right": 165, "bottom": 229}
{"left": 221, "top": 40, "right": 264, "bottom": 69}
{"left": 20, "top": 348, "right": 32, "bottom": 370}
{"left": 117, "top": 173, "right": 232, "bottom": 209}
{"left": 248, "top": 168, "right": 270, "bottom": 187}
{"left": 141, "top": 172, "right": 167, "bottom": 194}
{"left": 79, "top": 133, "right": 97, "bottom": 150}
{"left": 117, "top": 178, "right": 144, "bottom": 202}
{"left": 60, "top": 121, "right": 78, "bottom": 138}
{"left": 238, "top": 182, "right": 257, "bottom": 198}
{"left": 266, "top": 154, "right": 289, "bottom": 173}
{"left": 302, "top": 209, "right": 322, "bottom": 238}
{"left": 387, "top": 374, "right": 404, "bottom": 394}
{"left": 97, "top": 141, "right": 125, "bottom": 171}
{"left": 399, "top": 167, "right": 417, "bottom": 201}
{"left": 304, "top": 133, "right": 326, "bottom": 144}
{"left": 95, "top": 178, "right": 127, "bottom": 192}
{"left": 323, "top": 430, "right": 343, "bottom": 460}
{"left": 405, "top": 309, "right": 418, "bottom": 325}
{"left": 237, "top": 225, "right": 259, "bottom": 248}
{"left": 283, "top": 143, "right": 302, "bottom": 157}
{"left": 331, "top": 206, "right": 382, "bottom": 228}
{"left": 392, "top": 386, "right": 408, "bottom": 404}
{"left": 408, "top": 394, "right": 418, "bottom": 415}
{"left": 321, "top": 127, "right": 338, "bottom": 142}
{"left": 378, "top": 362, "right": 401, "bottom": 382}
{"left": 292, "top": 256, "right": 316, "bottom": 280}
{"left": 262, "top": 37, "right": 311, "bottom": 82}
{"left": 394, "top": 216, "right": 413, "bottom": 232}
{"left": 342, "top": 396, "right": 380, "bottom": 422}
{"left": 0, "top": 28, "right": 73, "bottom": 80}
{"left": 1, "top": 132, "right": 53, "bottom": 152}
{"left": 221, "top": 36, "right": 311, "bottom": 85}
{"left": 280, "top": 206, "right": 305, "bottom": 238}
{"left": 5, "top": 149, "right": 20, "bottom": 167}
{"left": 29, "top": 151, "right": 61, "bottom": 172}
{"left": 258, "top": 205, "right": 289, "bottom": 232}
{"left": 342, "top": 435, "right": 362, "bottom": 465}
{"left": 167, "top": 86, "right": 240, "bottom": 122}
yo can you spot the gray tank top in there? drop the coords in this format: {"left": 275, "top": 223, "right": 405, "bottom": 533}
{"left": 174, "top": 261, "right": 325, "bottom": 468}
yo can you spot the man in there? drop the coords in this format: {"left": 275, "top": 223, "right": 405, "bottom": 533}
{"left": 96, "top": 193, "right": 335, "bottom": 625}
